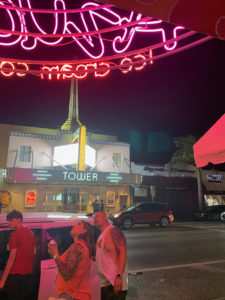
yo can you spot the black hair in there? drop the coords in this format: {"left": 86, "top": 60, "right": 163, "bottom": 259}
{"left": 6, "top": 210, "right": 23, "bottom": 222}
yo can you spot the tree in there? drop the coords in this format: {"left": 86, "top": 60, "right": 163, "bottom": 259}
{"left": 169, "top": 135, "right": 197, "bottom": 166}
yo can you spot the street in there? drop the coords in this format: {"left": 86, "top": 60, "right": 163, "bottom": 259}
{"left": 125, "top": 222, "right": 225, "bottom": 300}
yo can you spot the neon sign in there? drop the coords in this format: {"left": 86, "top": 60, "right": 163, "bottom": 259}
{"left": 0, "top": 1, "right": 212, "bottom": 79}
{"left": 0, "top": 50, "right": 153, "bottom": 79}
{"left": 0, "top": 1, "right": 184, "bottom": 57}
{"left": 12, "top": 168, "right": 140, "bottom": 184}
{"left": 0, "top": 61, "right": 29, "bottom": 77}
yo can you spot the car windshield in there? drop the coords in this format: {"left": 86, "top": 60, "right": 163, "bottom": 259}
{"left": 126, "top": 204, "right": 138, "bottom": 211}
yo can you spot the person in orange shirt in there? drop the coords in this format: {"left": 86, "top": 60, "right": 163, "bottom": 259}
{"left": 48, "top": 220, "right": 96, "bottom": 300}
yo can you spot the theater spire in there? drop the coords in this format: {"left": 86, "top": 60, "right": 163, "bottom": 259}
{"left": 61, "top": 78, "right": 82, "bottom": 131}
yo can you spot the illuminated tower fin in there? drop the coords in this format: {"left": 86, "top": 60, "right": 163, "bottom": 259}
{"left": 61, "top": 78, "right": 82, "bottom": 131}
{"left": 75, "top": 78, "right": 82, "bottom": 127}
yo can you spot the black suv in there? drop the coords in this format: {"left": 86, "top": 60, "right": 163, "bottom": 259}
{"left": 109, "top": 202, "right": 174, "bottom": 229}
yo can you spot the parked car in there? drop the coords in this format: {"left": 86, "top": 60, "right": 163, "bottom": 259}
{"left": 109, "top": 202, "right": 174, "bottom": 229}
{"left": 193, "top": 205, "right": 225, "bottom": 221}
{"left": 0, "top": 212, "right": 101, "bottom": 300}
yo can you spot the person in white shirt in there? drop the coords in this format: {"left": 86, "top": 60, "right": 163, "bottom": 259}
{"left": 94, "top": 211, "right": 128, "bottom": 300}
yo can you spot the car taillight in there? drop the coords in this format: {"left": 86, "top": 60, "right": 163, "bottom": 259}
{"left": 170, "top": 215, "right": 175, "bottom": 222}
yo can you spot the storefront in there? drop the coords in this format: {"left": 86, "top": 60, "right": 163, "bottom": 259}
{"left": 200, "top": 169, "right": 225, "bottom": 206}
{"left": 1, "top": 168, "right": 140, "bottom": 215}
{"left": 133, "top": 176, "right": 199, "bottom": 219}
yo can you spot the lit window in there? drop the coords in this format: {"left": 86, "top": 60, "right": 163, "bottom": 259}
{"left": 19, "top": 146, "right": 31, "bottom": 162}
{"left": 113, "top": 153, "right": 121, "bottom": 168}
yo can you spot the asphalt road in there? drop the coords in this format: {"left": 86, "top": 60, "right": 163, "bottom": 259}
{"left": 124, "top": 221, "right": 225, "bottom": 300}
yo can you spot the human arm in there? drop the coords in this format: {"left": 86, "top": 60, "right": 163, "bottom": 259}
{"left": 0, "top": 248, "right": 17, "bottom": 289}
{"left": 110, "top": 227, "right": 127, "bottom": 294}
{"left": 48, "top": 243, "right": 84, "bottom": 281}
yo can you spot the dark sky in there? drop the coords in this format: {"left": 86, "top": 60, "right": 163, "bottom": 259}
{"left": 0, "top": 2, "right": 224, "bottom": 164}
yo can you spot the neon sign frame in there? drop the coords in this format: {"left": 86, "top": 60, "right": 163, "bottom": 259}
{"left": 0, "top": 0, "right": 212, "bottom": 80}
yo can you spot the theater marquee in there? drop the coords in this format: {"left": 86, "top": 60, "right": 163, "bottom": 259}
{"left": 9, "top": 168, "right": 140, "bottom": 185}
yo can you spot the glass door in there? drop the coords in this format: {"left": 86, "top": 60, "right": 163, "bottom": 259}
{"left": 79, "top": 192, "right": 89, "bottom": 212}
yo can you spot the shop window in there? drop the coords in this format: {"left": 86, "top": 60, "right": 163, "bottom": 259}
{"left": 106, "top": 192, "right": 115, "bottom": 206}
{"left": 204, "top": 194, "right": 224, "bottom": 206}
{"left": 113, "top": 153, "right": 121, "bottom": 168}
{"left": 19, "top": 146, "right": 31, "bottom": 162}
{"left": 119, "top": 195, "right": 128, "bottom": 209}
{"left": 43, "top": 193, "right": 63, "bottom": 212}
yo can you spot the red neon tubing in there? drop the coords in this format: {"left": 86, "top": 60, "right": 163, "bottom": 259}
{"left": 0, "top": 36, "right": 212, "bottom": 76}
{"left": 0, "top": 31, "right": 197, "bottom": 65}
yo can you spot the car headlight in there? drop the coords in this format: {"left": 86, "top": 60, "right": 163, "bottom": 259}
{"left": 113, "top": 212, "right": 122, "bottom": 218}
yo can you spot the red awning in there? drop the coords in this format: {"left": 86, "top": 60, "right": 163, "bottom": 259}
{"left": 100, "top": 0, "right": 225, "bottom": 40}
{"left": 193, "top": 114, "right": 225, "bottom": 168}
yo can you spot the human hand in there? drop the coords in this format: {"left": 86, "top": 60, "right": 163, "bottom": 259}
{"left": 47, "top": 242, "right": 59, "bottom": 258}
{"left": 114, "top": 277, "right": 122, "bottom": 295}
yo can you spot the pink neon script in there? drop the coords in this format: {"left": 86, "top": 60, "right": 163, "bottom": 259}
{"left": 0, "top": 0, "right": 184, "bottom": 58}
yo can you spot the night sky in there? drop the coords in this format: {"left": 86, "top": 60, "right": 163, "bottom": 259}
{"left": 0, "top": 1, "right": 224, "bottom": 164}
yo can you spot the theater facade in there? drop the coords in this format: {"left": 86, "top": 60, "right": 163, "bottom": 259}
{"left": 0, "top": 124, "right": 140, "bottom": 215}
{"left": 1, "top": 167, "right": 139, "bottom": 215}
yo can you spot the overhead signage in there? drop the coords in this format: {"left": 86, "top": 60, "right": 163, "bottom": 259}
{"left": 10, "top": 168, "right": 140, "bottom": 185}
{"left": 201, "top": 170, "right": 225, "bottom": 192}
{"left": 0, "top": 1, "right": 209, "bottom": 80}
{"left": 0, "top": 52, "right": 153, "bottom": 80}
{"left": 0, "top": 1, "right": 183, "bottom": 57}
{"left": 206, "top": 174, "right": 222, "bottom": 182}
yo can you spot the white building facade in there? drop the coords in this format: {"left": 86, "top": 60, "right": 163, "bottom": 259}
{"left": 0, "top": 124, "right": 140, "bottom": 215}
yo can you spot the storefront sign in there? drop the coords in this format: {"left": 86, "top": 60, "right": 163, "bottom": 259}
{"left": 206, "top": 174, "right": 222, "bottom": 182}
{"left": 63, "top": 171, "right": 98, "bottom": 182}
{"left": 201, "top": 170, "right": 225, "bottom": 192}
{"left": 0, "top": 169, "right": 7, "bottom": 184}
{"left": 10, "top": 168, "right": 140, "bottom": 185}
